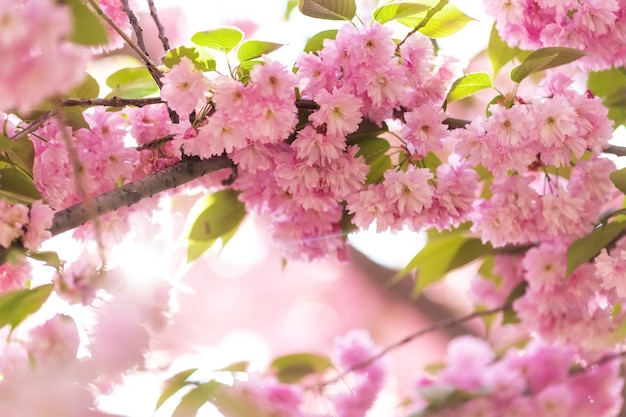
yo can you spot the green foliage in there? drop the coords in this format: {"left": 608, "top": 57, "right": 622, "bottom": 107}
{"left": 0, "top": 135, "right": 35, "bottom": 176}
{"left": 509, "top": 47, "right": 586, "bottom": 83}
{"left": 285, "top": 0, "right": 299, "bottom": 19}
{"left": 237, "top": 40, "right": 284, "bottom": 62}
{"left": 270, "top": 353, "right": 333, "bottom": 383}
{"left": 0, "top": 168, "right": 42, "bottom": 204}
{"left": 445, "top": 72, "right": 493, "bottom": 107}
{"left": 346, "top": 120, "right": 388, "bottom": 143}
{"left": 397, "top": 1, "right": 474, "bottom": 38}
{"left": 566, "top": 221, "right": 626, "bottom": 278}
{"left": 396, "top": 226, "right": 493, "bottom": 297}
{"left": 298, "top": 0, "right": 357, "bottom": 21}
{"left": 64, "top": 0, "right": 108, "bottom": 46}
{"left": 611, "top": 167, "right": 626, "bottom": 195}
{"left": 487, "top": 23, "right": 522, "bottom": 75}
{"left": 192, "top": 28, "right": 244, "bottom": 54}
{"left": 185, "top": 190, "right": 247, "bottom": 262}
{"left": 366, "top": 154, "right": 392, "bottom": 184}
{"left": 163, "top": 46, "right": 217, "bottom": 72}
{"left": 355, "top": 137, "right": 391, "bottom": 164}
{"left": 156, "top": 368, "right": 199, "bottom": 409}
{"left": 27, "top": 251, "right": 63, "bottom": 271}
{"left": 106, "top": 67, "right": 159, "bottom": 99}
{"left": 0, "top": 284, "right": 53, "bottom": 332}
{"left": 372, "top": 2, "right": 430, "bottom": 24}
{"left": 303, "top": 29, "right": 338, "bottom": 54}
{"left": 588, "top": 68, "right": 626, "bottom": 126}
{"left": 172, "top": 381, "right": 224, "bottom": 417}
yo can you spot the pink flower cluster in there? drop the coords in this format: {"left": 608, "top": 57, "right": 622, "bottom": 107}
{"left": 0, "top": 199, "right": 53, "bottom": 252}
{"left": 484, "top": 0, "right": 626, "bottom": 70}
{"left": 413, "top": 336, "right": 624, "bottom": 417}
{"left": 0, "top": 0, "right": 88, "bottom": 113}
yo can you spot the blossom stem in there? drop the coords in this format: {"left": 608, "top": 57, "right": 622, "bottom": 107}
{"left": 58, "top": 97, "right": 163, "bottom": 107}
{"left": 146, "top": 0, "right": 170, "bottom": 52}
{"left": 11, "top": 111, "right": 55, "bottom": 142}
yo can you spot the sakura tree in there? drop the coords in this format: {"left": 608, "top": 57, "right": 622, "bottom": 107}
{"left": 2, "top": 0, "right": 626, "bottom": 416}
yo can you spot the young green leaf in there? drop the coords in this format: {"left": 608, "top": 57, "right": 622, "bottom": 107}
{"left": 106, "top": 67, "right": 159, "bottom": 98}
{"left": 163, "top": 46, "right": 217, "bottom": 72}
{"left": 398, "top": 2, "right": 474, "bottom": 38}
{"left": 70, "top": 73, "right": 100, "bottom": 99}
{"left": 372, "top": 2, "right": 430, "bottom": 24}
{"left": 445, "top": 72, "right": 493, "bottom": 105}
{"left": 237, "top": 40, "right": 284, "bottom": 62}
{"left": 0, "top": 284, "right": 53, "bottom": 331}
{"left": 487, "top": 22, "right": 522, "bottom": 75}
{"left": 172, "top": 381, "right": 223, "bottom": 417}
{"left": 365, "top": 154, "right": 392, "bottom": 184}
{"left": 0, "top": 135, "right": 35, "bottom": 176}
{"left": 185, "top": 189, "right": 247, "bottom": 262}
{"left": 355, "top": 137, "right": 391, "bottom": 164}
{"left": 191, "top": 28, "right": 244, "bottom": 53}
{"left": 0, "top": 168, "right": 42, "bottom": 204}
{"left": 566, "top": 221, "right": 626, "bottom": 278}
{"left": 64, "top": 0, "right": 108, "bottom": 46}
{"left": 270, "top": 353, "right": 333, "bottom": 383}
{"left": 303, "top": 29, "right": 338, "bottom": 53}
{"left": 156, "top": 368, "right": 199, "bottom": 410}
{"left": 610, "top": 167, "right": 626, "bottom": 195}
{"left": 510, "top": 47, "right": 586, "bottom": 83}
{"left": 298, "top": 0, "right": 357, "bottom": 21}
{"left": 27, "top": 252, "right": 62, "bottom": 270}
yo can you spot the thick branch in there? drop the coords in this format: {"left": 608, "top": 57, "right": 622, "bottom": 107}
{"left": 50, "top": 155, "right": 234, "bottom": 236}
{"left": 605, "top": 144, "right": 626, "bottom": 157}
{"left": 59, "top": 97, "right": 163, "bottom": 107}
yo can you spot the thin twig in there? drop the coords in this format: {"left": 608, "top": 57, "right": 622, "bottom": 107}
{"left": 11, "top": 111, "right": 55, "bottom": 141}
{"left": 50, "top": 155, "right": 235, "bottom": 236}
{"left": 146, "top": 0, "right": 170, "bottom": 52}
{"left": 120, "top": 0, "right": 150, "bottom": 60}
{"left": 86, "top": 0, "right": 163, "bottom": 87}
{"left": 397, "top": 0, "right": 448, "bottom": 50}
{"left": 316, "top": 304, "right": 508, "bottom": 388}
{"left": 59, "top": 97, "right": 163, "bottom": 107}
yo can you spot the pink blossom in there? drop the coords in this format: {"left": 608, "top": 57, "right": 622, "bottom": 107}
{"left": 0, "top": 200, "right": 28, "bottom": 248}
{"left": 309, "top": 85, "right": 363, "bottom": 137}
{"left": 27, "top": 315, "right": 80, "bottom": 366}
{"left": 160, "top": 57, "right": 211, "bottom": 116}
{"left": 127, "top": 104, "right": 173, "bottom": 146}
{"left": 291, "top": 125, "right": 345, "bottom": 166}
{"left": 0, "top": 261, "right": 31, "bottom": 293}
{"left": 23, "top": 200, "right": 54, "bottom": 251}
{"left": 402, "top": 103, "right": 447, "bottom": 156}
{"left": 384, "top": 166, "right": 434, "bottom": 217}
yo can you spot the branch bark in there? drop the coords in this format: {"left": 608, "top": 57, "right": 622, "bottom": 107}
{"left": 59, "top": 97, "right": 163, "bottom": 107}
{"left": 50, "top": 155, "right": 234, "bottom": 236}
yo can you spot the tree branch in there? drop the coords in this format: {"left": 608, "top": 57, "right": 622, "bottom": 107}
{"left": 604, "top": 144, "right": 626, "bottom": 157}
{"left": 314, "top": 304, "right": 508, "bottom": 388}
{"left": 86, "top": 0, "right": 163, "bottom": 86}
{"left": 58, "top": 97, "right": 163, "bottom": 107}
{"left": 11, "top": 111, "right": 54, "bottom": 141}
{"left": 146, "top": 0, "right": 170, "bottom": 52}
{"left": 50, "top": 155, "right": 235, "bottom": 236}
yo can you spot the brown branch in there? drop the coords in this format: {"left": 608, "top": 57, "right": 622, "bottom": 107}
{"left": 11, "top": 111, "right": 55, "bottom": 141}
{"left": 50, "top": 155, "right": 235, "bottom": 236}
{"left": 59, "top": 97, "right": 163, "bottom": 107}
{"left": 604, "top": 144, "right": 626, "bottom": 157}
{"left": 146, "top": 0, "right": 170, "bottom": 52}
{"left": 86, "top": 0, "right": 163, "bottom": 86}
{"left": 315, "top": 304, "right": 508, "bottom": 388}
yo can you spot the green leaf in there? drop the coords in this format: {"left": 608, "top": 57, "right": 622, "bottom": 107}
{"left": 185, "top": 189, "right": 247, "bottom": 262}
{"left": 445, "top": 72, "right": 493, "bottom": 105}
{"left": 286, "top": 0, "right": 299, "bottom": 19}
{"left": 510, "top": 47, "right": 586, "bottom": 83}
{"left": 401, "top": 234, "right": 465, "bottom": 295}
{"left": 192, "top": 28, "right": 244, "bottom": 54}
{"left": 64, "top": 0, "right": 108, "bottom": 46}
{"left": 566, "top": 221, "right": 626, "bottom": 278}
{"left": 0, "top": 284, "right": 53, "bottom": 331}
{"left": 303, "top": 29, "right": 338, "bottom": 54}
{"left": 70, "top": 73, "right": 100, "bottom": 99}
{"left": 0, "top": 135, "right": 35, "bottom": 176}
{"left": 0, "top": 168, "right": 42, "bottom": 204}
{"left": 219, "top": 361, "right": 249, "bottom": 372}
{"left": 365, "top": 154, "right": 392, "bottom": 184}
{"left": 298, "top": 0, "right": 357, "bottom": 21}
{"left": 355, "top": 137, "right": 390, "bottom": 164}
{"left": 487, "top": 23, "right": 522, "bottom": 75}
{"left": 270, "top": 353, "right": 333, "bottom": 383}
{"left": 106, "top": 67, "right": 159, "bottom": 99}
{"left": 398, "top": 2, "right": 474, "bottom": 38}
{"left": 237, "top": 40, "right": 284, "bottom": 62}
{"left": 611, "top": 168, "right": 626, "bottom": 195}
{"left": 27, "top": 251, "right": 62, "bottom": 270}
{"left": 588, "top": 68, "right": 626, "bottom": 97}
{"left": 172, "top": 381, "right": 223, "bottom": 417}
{"left": 163, "top": 46, "right": 217, "bottom": 72}
{"left": 372, "top": 2, "right": 430, "bottom": 24}
{"left": 156, "top": 368, "right": 199, "bottom": 410}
